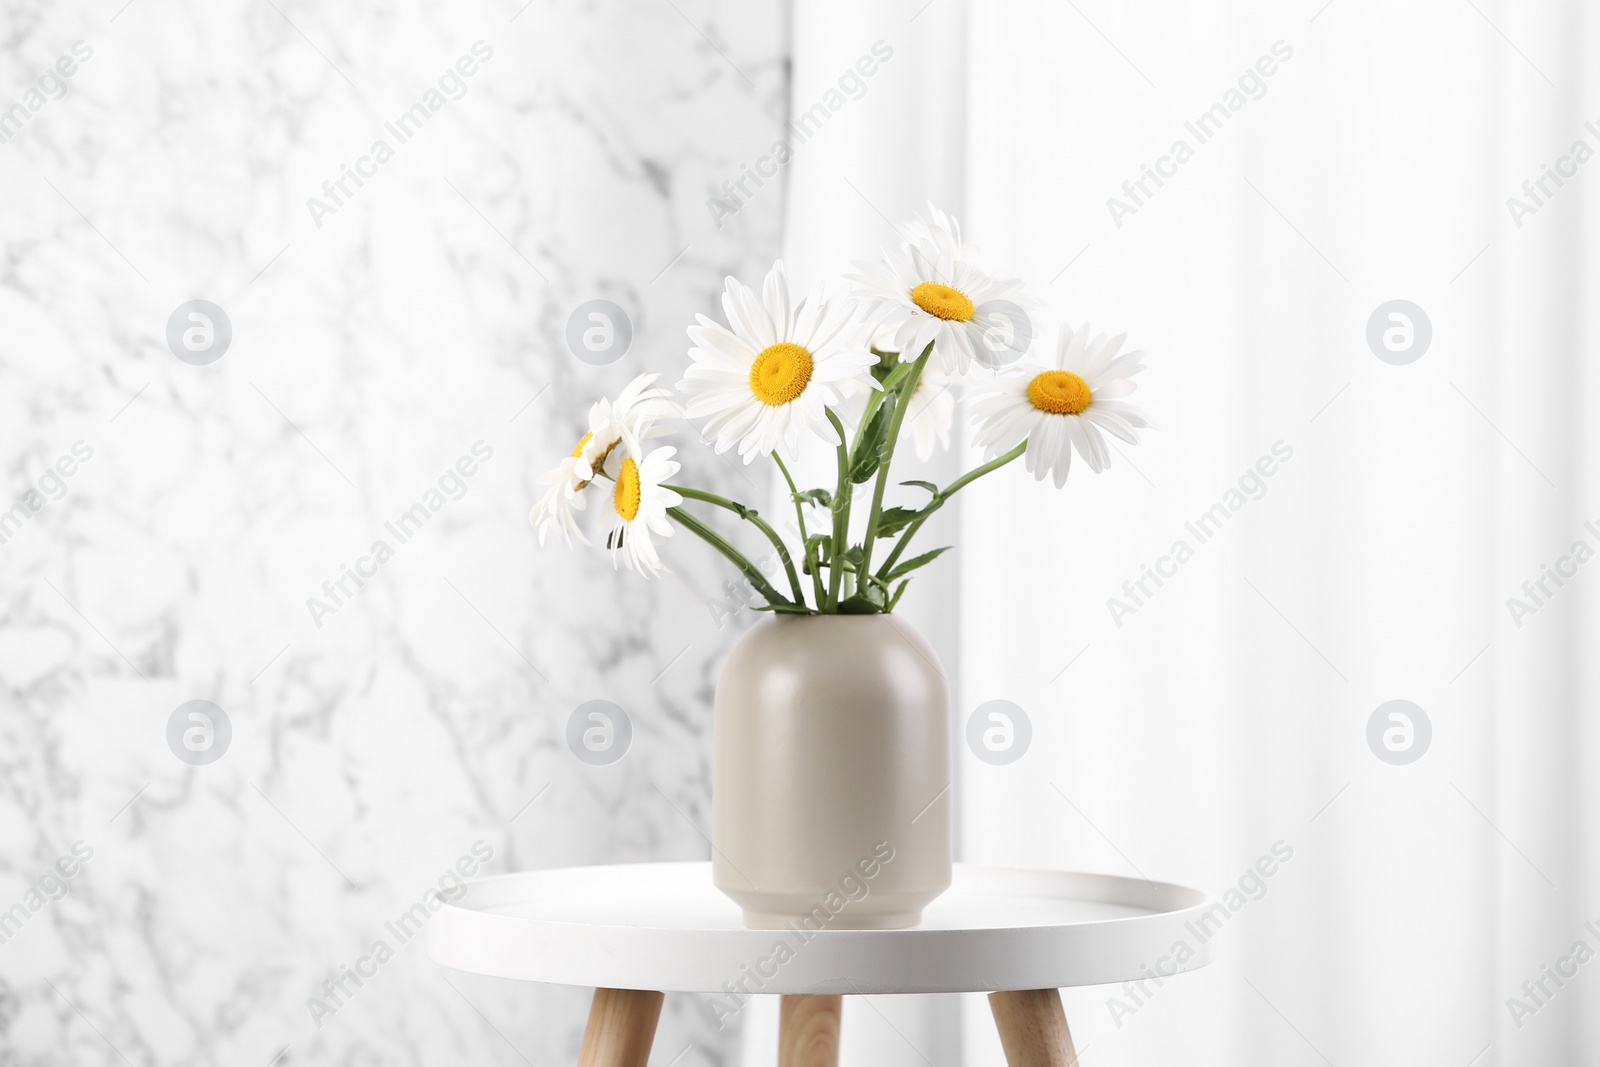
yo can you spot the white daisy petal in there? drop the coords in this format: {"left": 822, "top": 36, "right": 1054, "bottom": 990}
{"left": 763, "top": 262, "right": 792, "bottom": 337}
{"left": 1083, "top": 407, "right": 1140, "bottom": 445}
{"left": 1091, "top": 399, "right": 1150, "bottom": 428}
{"left": 1092, "top": 379, "right": 1138, "bottom": 400}
{"left": 1061, "top": 416, "right": 1096, "bottom": 474}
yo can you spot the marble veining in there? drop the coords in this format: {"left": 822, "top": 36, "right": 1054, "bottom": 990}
{"left": 0, "top": 0, "right": 788, "bottom": 1063}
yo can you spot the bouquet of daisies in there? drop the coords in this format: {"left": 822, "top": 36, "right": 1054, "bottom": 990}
{"left": 531, "top": 206, "right": 1149, "bottom": 614}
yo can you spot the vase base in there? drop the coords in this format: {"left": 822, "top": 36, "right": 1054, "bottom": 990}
{"left": 741, "top": 909, "right": 924, "bottom": 931}
{"left": 716, "top": 873, "right": 949, "bottom": 935}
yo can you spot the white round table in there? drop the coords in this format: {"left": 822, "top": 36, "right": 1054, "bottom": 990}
{"left": 428, "top": 861, "right": 1215, "bottom": 1066}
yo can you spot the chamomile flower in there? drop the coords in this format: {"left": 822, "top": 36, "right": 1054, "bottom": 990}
{"left": 606, "top": 445, "right": 683, "bottom": 577}
{"left": 530, "top": 374, "right": 675, "bottom": 546}
{"left": 969, "top": 323, "right": 1148, "bottom": 488}
{"left": 849, "top": 205, "right": 1029, "bottom": 375}
{"left": 680, "top": 262, "right": 878, "bottom": 462}
{"left": 905, "top": 369, "right": 957, "bottom": 460}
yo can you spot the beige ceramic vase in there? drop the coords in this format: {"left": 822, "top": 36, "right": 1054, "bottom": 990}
{"left": 712, "top": 614, "right": 952, "bottom": 929}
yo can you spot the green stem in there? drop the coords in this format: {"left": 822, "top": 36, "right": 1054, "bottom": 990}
{"left": 858, "top": 342, "right": 932, "bottom": 578}
{"left": 666, "top": 483, "right": 804, "bottom": 605}
{"left": 772, "top": 453, "right": 824, "bottom": 609}
{"left": 667, "top": 505, "right": 791, "bottom": 607}
{"left": 825, "top": 407, "right": 852, "bottom": 612}
{"left": 875, "top": 441, "right": 1027, "bottom": 580}
{"left": 851, "top": 387, "right": 888, "bottom": 455}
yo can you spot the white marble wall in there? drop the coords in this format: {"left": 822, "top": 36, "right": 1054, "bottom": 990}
{"left": 0, "top": 0, "right": 787, "bottom": 1063}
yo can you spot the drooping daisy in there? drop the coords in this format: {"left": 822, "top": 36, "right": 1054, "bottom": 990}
{"left": 530, "top": 374, "right": 675, "bottom": 546}
{"left": 905, "top": 369, "right": 957, "bottom": 460}
{"left": 969, "top": 323, "right": 1149, "bottom": 488}
{"left": 849, "top": 205, "right": 1030, "bottom": 375}
{"left": 605, "top": 445, "right": 683, "bottom": 577}
{"left": 531, "top": 454, "right": 592, "bottom": 546}
{"left": 679, "top": 262, "right": 879, "bottom": 462}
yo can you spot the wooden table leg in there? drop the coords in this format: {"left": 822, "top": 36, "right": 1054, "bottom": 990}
{"left": 779, "top": 994, "right": 842, "bottom": 1067}
{"left": 988, "top": 989, "right": 1080, "bottom": 1067}
{"left": 576, "top": 988, "right": 664, "bottom": 1067}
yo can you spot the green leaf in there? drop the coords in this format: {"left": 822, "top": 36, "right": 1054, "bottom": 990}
{"left": 848, "top": 399, "right": 894, "bottom": 483}
{"left": 806, "top": 534, "right": 832, "bottom": 568}
{"left": 795, "top": 488, "right": 833, "bottom": 509}
{"left": 814, "top": 545, "right": 863, "bottom": 575}
{"left": 887, "top": 579, "right": 911, "bottom": 612}
{"left": 885, "top": 546, "right": 952, "bottom": 580}
{"left": 900, "top": 479, "right": 939, "bottom": 497}
{"left": 875, "top": 506, "right": 924, "bottom": 538}
{"left": 835, "top": 592, "right": 885, "bottom": 614}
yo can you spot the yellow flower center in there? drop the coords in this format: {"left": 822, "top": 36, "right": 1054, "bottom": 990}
{"left": 749, "top": 342, "right": 814, "bottom": 406}
{"left": 570, "top": 432, "right": 592, "bottom": 458}
{"left": 613, "top": 457, "right": 641, "bottom": 521}
{"left": 1027, "top": 370, "right": 1092, "bottom": 415}
{"left": 911, "top": 282, "right": 975, "bottom": 322}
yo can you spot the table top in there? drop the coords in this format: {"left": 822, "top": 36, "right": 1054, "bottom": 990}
{"left": 427, "top": 862, "right": 1216, "bottom": 994}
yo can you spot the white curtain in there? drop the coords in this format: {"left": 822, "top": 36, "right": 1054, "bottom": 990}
{"left": 784, "top": 1, "right": 1600, "bottom": 1065}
